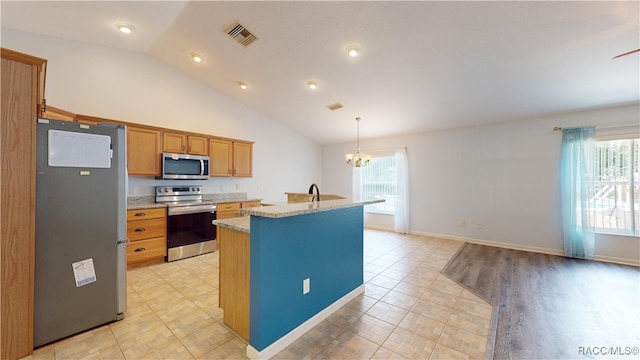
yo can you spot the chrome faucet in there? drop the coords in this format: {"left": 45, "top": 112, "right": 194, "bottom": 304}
{"left": 308, "top": 183, "right": 320, "bottom": 202}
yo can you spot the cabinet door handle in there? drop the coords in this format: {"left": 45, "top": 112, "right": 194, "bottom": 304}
{"left": 134, "top": 247, "right": 146, "bottom": 252}
{"left": 134, "top": 212, "right": 146, "bottom": 217}
{"left": 134, "top": 227, "right": 146, "bottom": 232}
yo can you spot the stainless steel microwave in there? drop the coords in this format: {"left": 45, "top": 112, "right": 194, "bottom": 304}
{"left": 161, "top": 152, "right": 210, "bottom": 180}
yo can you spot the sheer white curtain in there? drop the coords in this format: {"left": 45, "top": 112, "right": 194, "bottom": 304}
{"left": 394, "top": 147, "right": 409, "bottom": 234}
{"left": 352, "top": 147, "right": 409, "bottom": 234}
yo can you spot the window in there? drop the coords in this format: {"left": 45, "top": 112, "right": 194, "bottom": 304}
{"left": 591, "top": 134, "right": 639, "bottom": 235}
{"left": 359, "top": 155, "right": 397, "bottom": 214}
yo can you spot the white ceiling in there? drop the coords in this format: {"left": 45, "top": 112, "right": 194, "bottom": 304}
{"left": 2, "top": 1, "right": 639, "bottom": 145}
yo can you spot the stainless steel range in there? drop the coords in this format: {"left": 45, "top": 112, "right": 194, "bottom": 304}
{"left": 155, "top": 185, "right": 216, "bottom": 261}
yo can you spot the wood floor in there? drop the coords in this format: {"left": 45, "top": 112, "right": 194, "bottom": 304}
{"left": 442, "top": 243, "right": 640, "bottom": 359}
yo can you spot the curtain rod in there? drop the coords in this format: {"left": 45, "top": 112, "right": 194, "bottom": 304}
{"left": 553, "top": 123, "right": 639, "bottom": 131}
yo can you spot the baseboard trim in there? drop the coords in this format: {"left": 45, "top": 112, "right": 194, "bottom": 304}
{"left": 246, "top": 284, "right": 365, "bottom": 360}
{"left": 364, "top": 225, "right": 393, "bottom": 232}
{"left": 365, "top": 227, "right": 639, "bottom": 267}
{"left": 416, "top": 231, "right": 566, "bottom": 257}
{"left": 594, "top": 254, "right": 640, "bottom": 267}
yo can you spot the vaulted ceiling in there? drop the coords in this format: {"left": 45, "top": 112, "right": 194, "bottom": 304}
{"left": 2, "top": 1, "right": 638, "bottom": 144}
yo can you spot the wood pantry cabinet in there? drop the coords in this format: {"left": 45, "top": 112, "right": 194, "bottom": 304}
{"left": 1, "top": 48, "right": 47, "bottom": 360}
{"left": 209, "top": 138, "right": 253, "bottom": 177}
{"left": 162, "top": 132, "right": 208, "bottom": 156}
{"left": 126, "top": 208, "right": 167, "bottom": 268}
{"left": 127, "top": 126, "right": 162, "bottom": 176}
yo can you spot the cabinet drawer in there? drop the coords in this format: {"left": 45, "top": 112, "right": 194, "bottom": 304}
{"left": 127, "top": 237, "right": 166, "bottom": 263}
{"left": 217, "top": 202, "right": 240, "bottom": 212}
{"left": 241, "top": 201, "right": 261, "bottom": 208}
{"left": 217, "top": 210, "right": 239, "bottom": 219}
{"left": 127, "top": 218, "right": 166, "bottom": 241}
{"left": 127, "top": 208, "right": 166, "bottom": 221}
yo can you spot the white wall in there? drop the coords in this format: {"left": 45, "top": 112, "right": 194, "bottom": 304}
{"left": 323, "top": 104, "right": 640, "bottom": 265}
{"left": 2, "top": 29, "right": 321, "bottom": 202}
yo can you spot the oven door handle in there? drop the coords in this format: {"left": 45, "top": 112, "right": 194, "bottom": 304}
{"left": 168, "top": 205, "right": 217, "bottom": 216}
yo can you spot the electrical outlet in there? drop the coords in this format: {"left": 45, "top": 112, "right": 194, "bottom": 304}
{"left": 303, "top": 278, "right": 310, "bottom": 295}
{"left": 236, "top": 183, "right": 240, "bottom": 190}
{"left": 460, "top": 220, "right": 465, "bottom": 228}
{"left": 128, "top": 187, "right": 135, "bottom": 195}
{"left": 476, "top": 223, "right": 482, "bottom": 229}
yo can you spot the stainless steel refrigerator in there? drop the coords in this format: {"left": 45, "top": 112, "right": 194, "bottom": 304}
{"left": 34, "top": 118, "right": 127, "bottom": 347}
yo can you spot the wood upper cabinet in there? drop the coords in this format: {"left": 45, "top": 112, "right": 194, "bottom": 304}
{"left": 209, "top": 138, "right": 253, "bottom": 177}
{"left": 162, "top": 132, "right": 186, "bottom": 153}
{"left": 1, "top": 47, "right": 47, "bottom": 360}
{"left": 188, "top": 135, "right": 208, "bottom": 155}
{"left": 233, "top": 141, "right": 253, "bottom": 177}
{"left": 128, "top": 126, "right": 162, "bottom": 176}
{"left": 210, "top": 138, "right": 233, "bottom": 176}
{"left": 42, "top": 105, "right": 75, "bottom": 121}
{"left": 163, "top": 132, "right": 208, "bottom": 156}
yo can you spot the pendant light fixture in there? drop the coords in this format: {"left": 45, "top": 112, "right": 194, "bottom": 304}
{"left": 345, "top": 117, "right": 372, "bottom": 167}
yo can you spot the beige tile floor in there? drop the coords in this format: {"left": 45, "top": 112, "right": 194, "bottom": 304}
{"left": 26, "top": 230, "right": 493, "bottom": 360}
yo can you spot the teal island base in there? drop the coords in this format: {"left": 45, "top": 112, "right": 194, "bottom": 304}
{"left": 215, "top": 199, "right": 381, "bottom": 360}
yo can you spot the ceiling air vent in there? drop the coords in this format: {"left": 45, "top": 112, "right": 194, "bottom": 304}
{"left": 225, "top": 22, "right": 258, "bottom": 47}
{"left": 326, "top": 103, "right": 343, "bottom": 111}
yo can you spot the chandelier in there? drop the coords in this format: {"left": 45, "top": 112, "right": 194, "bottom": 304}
{"left": 345, "top": 117, "right": 372, "bottom": 167}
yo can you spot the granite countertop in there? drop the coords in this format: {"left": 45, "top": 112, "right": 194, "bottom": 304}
{"left": 240, "top": 199, "right": 384, "bottom": 219}
{"left": 213, "top": 216, "right": 250, "bottom": 233}
{"left": 127, "top": 197, "right": 167, "bottom": 210}
{"left": 213, "top": 198, "right": 262, "bottom": 205}
{"left": 127, "top": 195, "right": 262, "bottom": 210}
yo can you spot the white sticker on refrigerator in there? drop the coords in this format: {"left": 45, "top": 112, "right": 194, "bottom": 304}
{"left": 72, "top": 258, "right": 97, "bottom": 287}
{"left": 48, "top": 129, "right": 111, "bottom": 168}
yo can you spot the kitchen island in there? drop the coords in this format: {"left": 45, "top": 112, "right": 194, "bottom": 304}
{"left": 214, "top": 198, "right": 382, "bottom": 360}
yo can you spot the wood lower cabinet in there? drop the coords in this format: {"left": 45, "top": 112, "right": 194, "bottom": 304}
{"left": 127, "top": 126, "right": 162, "bottom": 176}
{"left": 126, "top": 208, "right": 167, "bottom": 268}
{"left": 217, "top": 202, "right": 241, "bottom": 219}
{"left": 1, "top": 48, "right": 47, "bottom": 360}
{"left": 218, "top": 226, "right": 250, "bottom": 340}
{"left": 241, "top": 201, "right": 261, "bottom": 217}
{"left": 217, "top": 201, "right": 260, "bottom": 219}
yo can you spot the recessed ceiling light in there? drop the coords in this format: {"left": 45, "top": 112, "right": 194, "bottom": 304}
{"left": 115, "top": 24, "right": 135, "bottom": 34}
{"left": 238, "top": 82, "right": 248, "bottom": 90}
{"left": 346, "top": 45, "right": 361, "bottom": 57}
{"left": 307, "top": 81, "right": 317, "bottom": 90}
{"left": 191, "top": 53, "right": 204, "bottom": 63}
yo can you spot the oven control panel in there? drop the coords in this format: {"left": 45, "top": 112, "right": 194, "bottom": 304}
{"left": 156, "top": 186, "right": 202, "bottom": 196}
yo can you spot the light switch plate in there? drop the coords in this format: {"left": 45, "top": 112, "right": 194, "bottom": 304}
{"left": 303, "top": 278, "right": 310, "bottom": 294}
